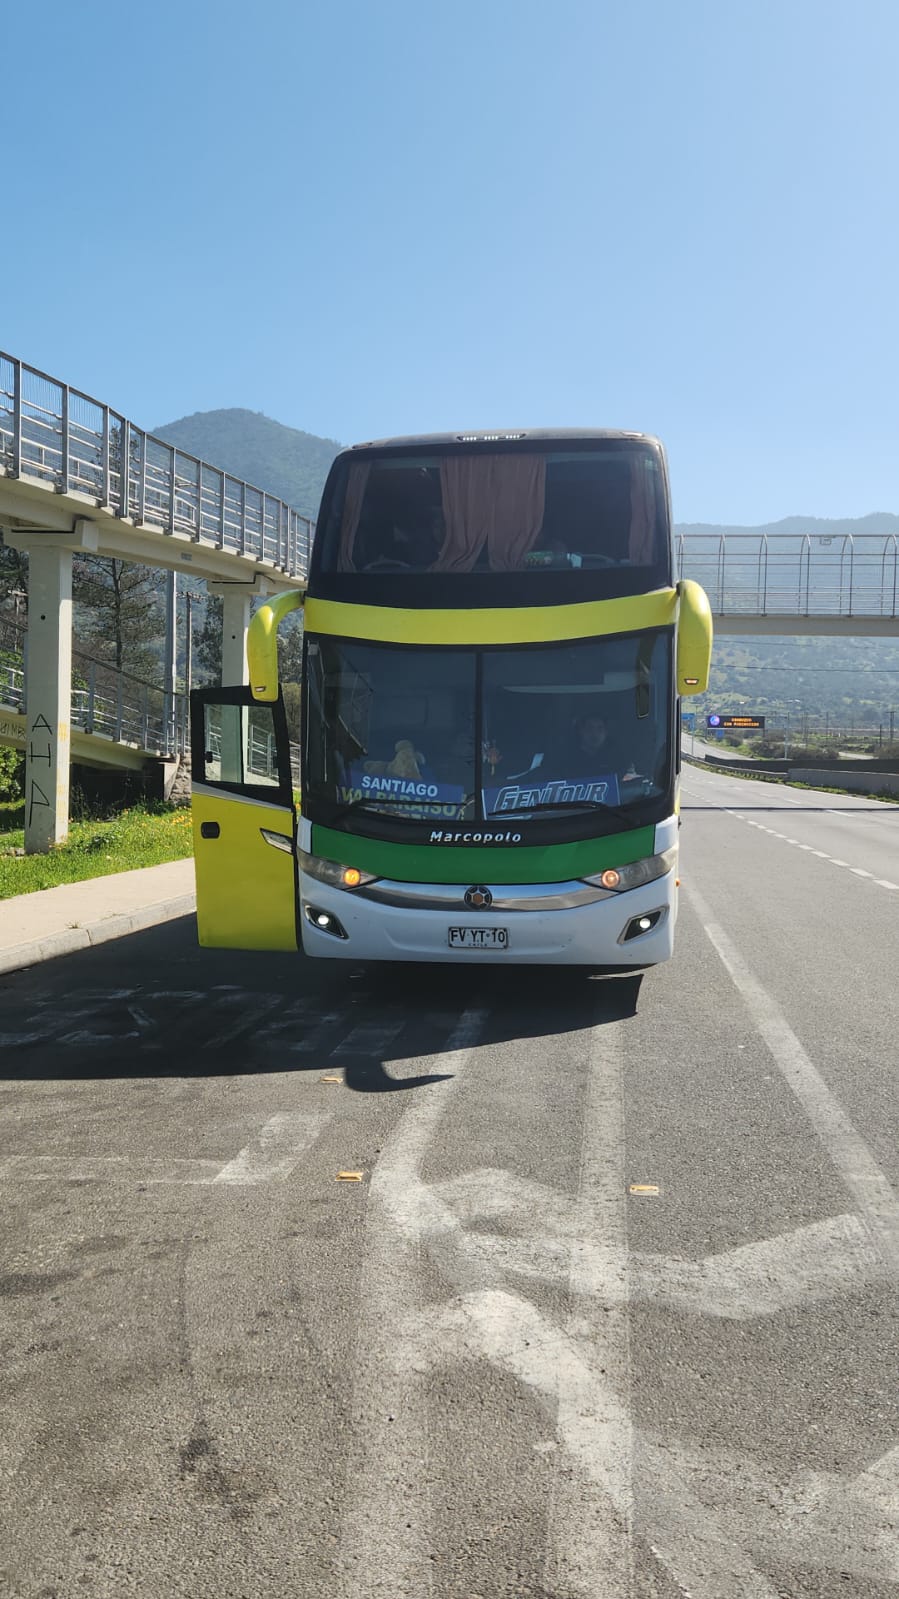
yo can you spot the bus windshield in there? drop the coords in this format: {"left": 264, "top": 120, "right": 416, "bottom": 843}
{"left": 303, "top": 632, "right": 672, "bottom": 829}
{"left": 315, "top": 444, "right": 668, "bottom": 577}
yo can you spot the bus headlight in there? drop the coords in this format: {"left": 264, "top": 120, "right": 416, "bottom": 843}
{"left": 581, "top": 847, "right": 677, "bottom": 893}
{"left": 300, "top": 853, "right": 379, "bottom": 891}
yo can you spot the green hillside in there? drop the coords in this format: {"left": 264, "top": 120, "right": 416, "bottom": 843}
{"left": 693, "top": 632, "right": 899, "bottom": 730}
{"left": 152, "top": 409, "right": 343, "bottom": 520}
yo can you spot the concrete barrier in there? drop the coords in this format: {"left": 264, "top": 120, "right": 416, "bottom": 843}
{"left": 786, "top": 768, "right": 899, "bottom": 797}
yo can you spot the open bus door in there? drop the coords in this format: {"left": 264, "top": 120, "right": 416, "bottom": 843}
{"left": 190, "top": 686, "right": 299, "bottom": 950}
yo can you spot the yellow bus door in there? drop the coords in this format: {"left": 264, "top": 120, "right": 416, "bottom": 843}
{"left": 190, "top": 687, "right": 299, "bottom": 951}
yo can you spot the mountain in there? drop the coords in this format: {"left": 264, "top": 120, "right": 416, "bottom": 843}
{"left": 692, "top": 631, "right": 899, "bottom": 733}
{"left": 152, "top": 409, "right": 343, "bottom": 520}
{"left": 676, "top": 512, "right": 899, "bottom": 539}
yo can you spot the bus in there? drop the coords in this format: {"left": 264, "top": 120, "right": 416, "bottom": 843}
{"left": 190, "top": 430, "right": 711, "bottom": 965}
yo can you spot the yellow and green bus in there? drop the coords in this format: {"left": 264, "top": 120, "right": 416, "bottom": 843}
{"left": 191, "top": 430, "right": 711, "bottom": 965}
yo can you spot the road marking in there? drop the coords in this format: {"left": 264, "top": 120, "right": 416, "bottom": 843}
{"left": 637, "top": 1435, "right": 899, "bottom": 1588}
{"left": 212, "top": 1111, "right": 330, "bottom": 1185}
{"left": 0, "top": 1113, "right": 333, "bottom": 1188}
{"left": 711, "top": 807, "right": 899, "bottom": 897}
{"left": 343, "top": 1008, "right": 775, "bottom": 1599}
{"left": 202, "top": 994, "right": 284, "bottom": 1051}
{"left": 543, "top": 1015, "right": 634, "bottom": 1596}
{"left": 335, "top": 1018, "right": 407, "bottom": 1056}
{"left": 686, "top": 883, "right": 899, "bottom": 1276}
{"left": 430, "top": 1172, "right": 884, "bottom": 1318}
{"left": 337, "top": 1008, "right": 487, "bottom": 1599}
{"left": 0, "top": 1154, "right": 224, "bottom": 1185}
{"left": 402, "top": 1290, "right": 778, "bottom": 1599}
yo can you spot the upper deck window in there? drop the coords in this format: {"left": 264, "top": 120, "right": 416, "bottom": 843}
{"left": 316, "top": 445, "right": 668, "bottom": 577}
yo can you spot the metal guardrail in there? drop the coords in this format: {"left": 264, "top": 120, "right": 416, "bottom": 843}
{"left": 0, "top": 352, "right": 314, "bottom": 579}
{"left": 2, "top": 615, "right": 302, "bottom": 774}
{"left": 677, "top": 532, "right": 899, "bottom": 618}
{"left": 206, "top": 721, "right": 301, "bottom": 787}
{"left": 0, "top": 614, "right": 187, "bottom": 756}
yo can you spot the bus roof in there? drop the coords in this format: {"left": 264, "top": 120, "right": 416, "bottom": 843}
{"left": 348, "top": 428, "right": 662, "bottom": 451}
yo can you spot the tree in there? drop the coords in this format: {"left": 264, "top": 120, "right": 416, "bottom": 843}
{"left": 277, "top": 613, "right": 304, "bottom": 685}
{"left": 0, "top": 535, "right": 28, "bottom": 613}
{"left": 73, "top": 557, "right": 163, "bottom": 678}
{"left": 194, "top": 595, "right": 223, "bottom": 684}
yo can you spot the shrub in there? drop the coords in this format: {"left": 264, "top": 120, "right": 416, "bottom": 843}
{"left": 0, "top": 747, "right": 24, "bottom": 803}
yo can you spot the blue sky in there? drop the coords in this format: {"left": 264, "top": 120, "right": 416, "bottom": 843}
{"left": 4, "top": 0, "right": 897, "bottom": 524}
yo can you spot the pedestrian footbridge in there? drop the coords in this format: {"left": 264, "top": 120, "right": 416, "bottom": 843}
{"left": 1, "top": 351, "right": 310, "bottom": 849}
{"left": 677, "top": 530, "right": 899, "bottom": 635}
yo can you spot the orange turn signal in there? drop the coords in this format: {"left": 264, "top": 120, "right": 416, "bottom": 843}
{"left": 342, "top": 867, "right": 362, "bottom": 888}
{"left": 600, "top": 868, "right": 621, "bottom": 890}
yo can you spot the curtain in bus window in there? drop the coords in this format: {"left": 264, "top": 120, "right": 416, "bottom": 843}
{"left": 628, "top": 456, "right": 657, "bottom": 564}
{"left": 337, "top": 461, "right": 372, "bottom": 571}
{"left": 436, "top": 454, "right": 546, "bottom": 572}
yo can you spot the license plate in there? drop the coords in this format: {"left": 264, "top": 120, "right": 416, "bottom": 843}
{"left": 448, "top": 927, "right": 509, "bottom": 950}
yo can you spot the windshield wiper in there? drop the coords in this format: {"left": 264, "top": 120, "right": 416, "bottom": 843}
{"left": 486, "top": 800, "right": 636, "bottom": 821}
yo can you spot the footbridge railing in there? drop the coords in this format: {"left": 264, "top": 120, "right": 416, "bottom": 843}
{"left": 676, "top": 531, "right": 899, "bottom": 619}
{"left": 0, "top": 352, "right": 314, "bottom": 579}
{"left": 0, "top": 614, "right": 188, "bottom": 757}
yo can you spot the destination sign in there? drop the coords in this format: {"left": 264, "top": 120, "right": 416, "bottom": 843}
{"left": 706, "top": 715, "right": 765, "bottom": 730}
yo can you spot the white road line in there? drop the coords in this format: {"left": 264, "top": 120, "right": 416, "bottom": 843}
{"left": 0, "top": 1114, "right": 332, "bottom": 1188}
{"left": 211, "top": 1111, "right": 330, "bottom": 1185}
{"left": 401, "top": 1290, "right": 778, "bottom": 1599}
{"left": 638, "top": 1436, "right": 899, "bottom": 1587}
{"left": 336, "top": 1008, "right": 487, "bottom": 1599}
{"left": 432, "top": 1172, "right": 884, "bottom": 1317}
{"left": 0, "top": 1154, "right": 224, "bottom": 1184}
{"left": 714, "top": 808, "right": 899, "bottom": 894}
{"left": 686, "top": 883, "right": 899, "bottom": 1276}
{"left": 334, "top": 1018, "right": 407, "bottom": 1056}
{"left": 636, "top": 1211, "right": 882, "bottom": 1318}
{"left": 543, "top": 1017, "right": 634, "bottom": 1596}
{"left": 344, "top": 1007, "right": 775, "bottom": 1599}
{"left": 202, "top": 994, "right": 284, "bottom": 1051}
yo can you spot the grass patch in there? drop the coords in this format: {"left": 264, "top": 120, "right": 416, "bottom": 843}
{"left": 0, "top": 803, "right": 194, "bottom": 900}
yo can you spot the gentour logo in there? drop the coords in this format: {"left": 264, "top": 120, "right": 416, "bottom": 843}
{"left": 429, "top": 830, "right": 523, "bottom": 844}
{"left": 492, "top": 778, "right": 609, "bottom": 812}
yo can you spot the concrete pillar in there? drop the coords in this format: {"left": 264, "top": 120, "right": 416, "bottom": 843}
{"left": 24, "top": 544, "right": 73, "bottom": 852}
{"left": 220, "top": 588, "right": 252, "bottom": 686}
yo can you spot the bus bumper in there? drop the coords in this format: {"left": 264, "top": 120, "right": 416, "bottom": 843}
{"left": 299, "top": 871, "right": 677, "bottom": 966}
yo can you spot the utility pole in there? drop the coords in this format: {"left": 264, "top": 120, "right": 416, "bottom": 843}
{"left": 181, "top": 588, "right": 201, "bottom": 757}
{"left": 163, "top": 570, "right": 177, "bottom": 754}
{"left": 184, "top": 590, "right": 199, "bottom": 702}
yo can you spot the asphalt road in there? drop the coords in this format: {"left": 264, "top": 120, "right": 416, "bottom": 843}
{"left": 1, "top": 767, "right": 898, "bottom": 1598}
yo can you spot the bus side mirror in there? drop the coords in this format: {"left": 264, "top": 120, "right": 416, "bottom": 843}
{"left": 247, "top": 590, "right": 305, "bottom": 701}
{"left": 676, "top": 580, "right": 712, "bottom": 696}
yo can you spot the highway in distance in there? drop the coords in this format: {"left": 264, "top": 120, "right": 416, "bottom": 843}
{"left": 0, "top": 763, "right": 897, "bottom": 1598}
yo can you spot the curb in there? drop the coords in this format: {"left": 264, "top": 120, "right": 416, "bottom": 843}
{"left": 0, "top": 893, "right": 196, "bottom": 977}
